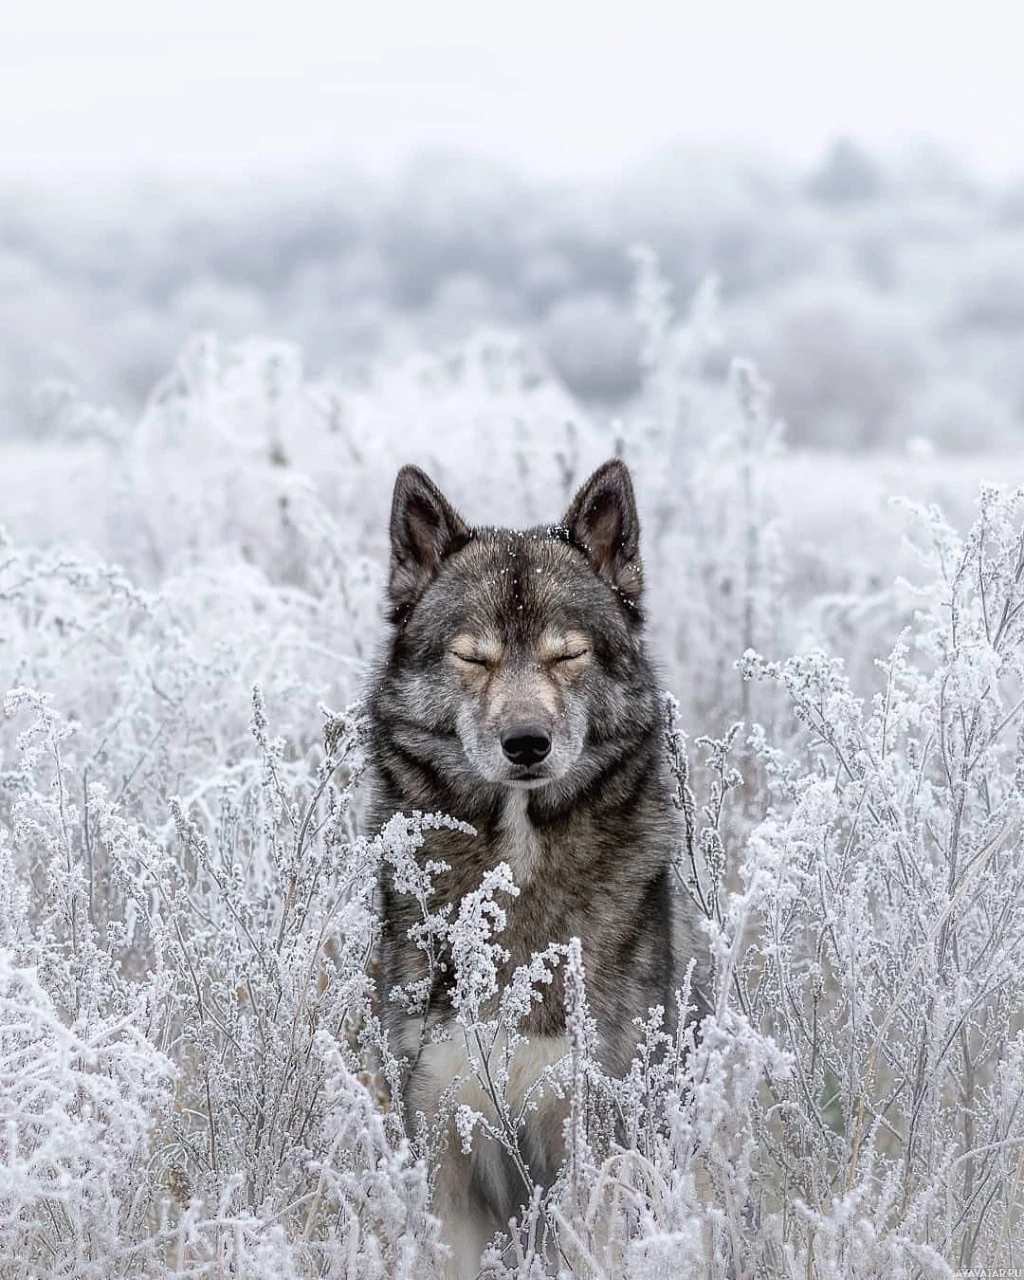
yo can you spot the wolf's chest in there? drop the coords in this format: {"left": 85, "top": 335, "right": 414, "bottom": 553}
{"left": 496, "top": 792, "right": 545, "bottom": 883}
{"left": 405, "top": 1022, "right": 571, "bottom": 1173}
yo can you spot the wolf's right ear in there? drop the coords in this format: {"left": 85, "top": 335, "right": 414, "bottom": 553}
{"left": 388, "top": 465, "right": 469, "bottom": 614}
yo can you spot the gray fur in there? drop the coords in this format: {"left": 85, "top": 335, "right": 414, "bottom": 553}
{"left": 366, "top": 459, "right": 710, "bottom": 1273}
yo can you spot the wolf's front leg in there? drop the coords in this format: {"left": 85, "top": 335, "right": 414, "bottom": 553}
{"left": 406, "top": 1034, "right": 499, "bottom": 1279}
{"left": 431, "top": 1139, "right": 500, "bottom": 1280}
{"left": 409, "top": 1028, "right": 570, "bottom": 1277}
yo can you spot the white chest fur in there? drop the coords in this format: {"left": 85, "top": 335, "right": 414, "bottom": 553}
{"left": 498, "top": 791, "right": 544, "bottom": 883}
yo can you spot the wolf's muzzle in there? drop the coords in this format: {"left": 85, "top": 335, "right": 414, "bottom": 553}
{"left": 500, "top": 724, "right": 552, "bottom": 767}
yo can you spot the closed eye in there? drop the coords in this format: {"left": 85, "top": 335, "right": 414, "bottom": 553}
{"left": 556, "top": 650, "right": 589, "bottom": 663}
{"left": 450, "top": 651, "right": 490, "bottom": 666}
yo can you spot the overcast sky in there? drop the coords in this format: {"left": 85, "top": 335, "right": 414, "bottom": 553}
{"left": 3, "top": 0, "right": 1022, "bottom": 182}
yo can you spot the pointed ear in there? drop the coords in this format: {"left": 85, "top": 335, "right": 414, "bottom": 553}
{"left": 563, "top": 459, "right": 643, "bottom": 604}
{"left": 388, "top": 465, "right": 469, "bottom": 614}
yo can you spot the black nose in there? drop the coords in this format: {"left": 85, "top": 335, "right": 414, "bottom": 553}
{"left": 500, "top": 724, "right": 552, "bottom": 767}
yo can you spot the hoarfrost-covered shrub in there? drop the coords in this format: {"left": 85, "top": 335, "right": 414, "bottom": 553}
{"left": 0, "top": 953, "right": 173, "bottom": 1278}
{"left": 733, "top": 482, "right": 1024, "bottom": 1275}
{"left": 0, "top": 254, "right": 1021, "bottom": 1277}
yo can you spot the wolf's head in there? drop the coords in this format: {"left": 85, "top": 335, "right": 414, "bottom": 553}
{"left": 374, "top": 460, "right": 657, "bottom": 805}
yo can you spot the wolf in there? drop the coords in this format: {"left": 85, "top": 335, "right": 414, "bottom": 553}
{"left": 367, "top": 459, "right": 710, "bottom": 1277}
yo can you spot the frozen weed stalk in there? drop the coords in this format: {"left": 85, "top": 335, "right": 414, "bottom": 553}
{"left": 0, "top": 248, "right": 1022, "bottom": 1277}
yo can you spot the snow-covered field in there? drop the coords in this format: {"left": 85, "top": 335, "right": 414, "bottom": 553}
{"left": 1, "top": 256, "right": 1022, "bottom": 1277}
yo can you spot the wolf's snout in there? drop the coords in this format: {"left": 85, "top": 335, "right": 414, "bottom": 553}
{"left": 500, "top": 724, "right": 551, "bottom": 767}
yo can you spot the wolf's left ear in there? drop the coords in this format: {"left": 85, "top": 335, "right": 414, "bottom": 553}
{"left": 563, "top": 459, "right": 642, "bottom": 604}
{"left": 389, "top": 465, "right": 469, "bottom": 614}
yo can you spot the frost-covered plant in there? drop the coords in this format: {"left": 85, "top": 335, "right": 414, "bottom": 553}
{"left": 1, "top": 262, "right": 1022, "bottom": 1278}
{"left": 0, "top": 952, "right": 173, "bottom": 1278}
{"left": 628, "top": 250, "right": 788, "bottom": 737}
{"left": 0, "top": 671, "right": 445, "bottom": 1276}
{"left": 729, "top": 482, "right": 1024, "bottom": 1275}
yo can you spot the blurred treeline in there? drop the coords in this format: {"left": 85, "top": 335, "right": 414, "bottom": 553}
{"left": 4, "top": 138, "right": 1024, "bottom": 450}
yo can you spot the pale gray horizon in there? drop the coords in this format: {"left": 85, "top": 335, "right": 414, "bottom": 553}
{"left": 3, "top": 0, "right": 1022, "bottom": 181}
